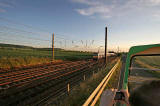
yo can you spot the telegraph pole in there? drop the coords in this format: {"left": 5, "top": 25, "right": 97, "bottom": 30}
{"left": 65, "top": 40, "right": 66, "bottom": 48}
{"left": 52, "top": 33, "right": 54, "bottom": 61}
{"left": 86, "top": 40, "right": 87, "bottom": 47}
{"left": 117, "top": 46, "right": 119, "bottom": 53}
{"left": 105, "top": 27, "right": 107, "bottom": 63}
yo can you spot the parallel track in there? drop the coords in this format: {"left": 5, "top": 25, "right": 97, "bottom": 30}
{"left": 0, "top": 59, "right": 105, "bottom": 106}
{"left": 0, "top": 61, "right": 89, "bottom": 88}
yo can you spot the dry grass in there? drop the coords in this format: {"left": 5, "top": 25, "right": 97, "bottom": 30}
{"left": 106, "top": 61, "right": 122, "bottom": 89}
{"left": 0, "top": 57, "right": 51, "bottom": 69}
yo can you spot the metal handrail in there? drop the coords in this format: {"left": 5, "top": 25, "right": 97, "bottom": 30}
{"left": 83, "top": 59, "right": 121, "bottom": 106}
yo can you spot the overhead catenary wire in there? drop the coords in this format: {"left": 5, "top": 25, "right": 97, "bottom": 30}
{"left": 0, "top": 17, "right": 96, "bottom": 46}
{"left": 0, "top": 17, "right": 106, "bottom": 52}
{"left": 0, "top": 31, "right": 51, "bottom": 42}
{"left": 0, "top": 17, "right": 52, "bottom": 35}
{"left": 0, "top": 26, "right": 50, "bottom": 37}
{"left": 0, "top": 26, "right": 86, "bottom": 48}
{"left": 0, "top": 17, "right": 84, "bottom": 43}
{"left": 0, "top": 37, "right": 48, "bottom": 48}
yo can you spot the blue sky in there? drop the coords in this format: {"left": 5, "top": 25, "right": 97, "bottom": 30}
{"left": 0, "top": 0, "right": 160, "bottom": 51}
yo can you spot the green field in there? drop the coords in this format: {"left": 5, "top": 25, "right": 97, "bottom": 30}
{"left": 0, "top": 43, "right": 93, "bottom": 69}
{"left": 134, "top": 56, "right": 160, "bottom": 78}
{"left": 135, "top": 56, "right": 160, "bottom": 69}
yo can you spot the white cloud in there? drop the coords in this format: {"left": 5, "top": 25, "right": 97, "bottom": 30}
{"left": 71, "top": 0, "right": 101, "bottom": 6}
{"left": 76, "top": 5, "right": 110, "bottom": 16}
{"left": 71, "top": 0, "right": 160, "bottom": 19}
{"left": 152, "top": 12, "right": 160, "bottom": 21}
{"left": 72, "top": 0, "right": 114, "bottom": 19}
{"left": 148, "top": 0, "right": 160, "bottom": 5}
{"left": 154, "top": 13, "right": 160, "bottom": 18}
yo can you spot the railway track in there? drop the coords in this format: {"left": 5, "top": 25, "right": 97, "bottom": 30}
{"left": 0, "top": 59, "right": 105, "bottom": 106}
{"left": 0, "top": 61, "right": 88, "bottom": 88}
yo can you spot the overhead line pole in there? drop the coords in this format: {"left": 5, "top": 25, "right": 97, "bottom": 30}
{"left": 105, "top": 27, "right": 107, "bottom": 64}
{"left": 52, "top": 33, "right": 54, "bottom": 61}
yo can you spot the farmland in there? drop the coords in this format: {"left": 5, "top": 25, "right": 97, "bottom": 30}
{"left": 134, "top": 56, "right": 160, "bottom": 69}
{"left": 133, "top": 56, "right": 160, "bottom": 78}
{"left": 0, "top": 43, "right": 93, "bottom": 69}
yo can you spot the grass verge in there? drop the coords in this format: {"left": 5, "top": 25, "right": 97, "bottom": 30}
{"left": 106, "top": 61, "right": 122, "bottom": 89}
{"left": 58, "top": 59, "right": 118, "bottom": 106}
{"left": 95, "top": 61, "right": 122, "bottom": 106}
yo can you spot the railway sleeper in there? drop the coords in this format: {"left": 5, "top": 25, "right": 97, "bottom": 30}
{"left": 4, "top": 69, "right": 86, "bottom": 104}
{"left": 0, "top": 62, "right": 101, "bottom": 105}
{"left": 0, "top": 63, "right": 96, "bottom": 96}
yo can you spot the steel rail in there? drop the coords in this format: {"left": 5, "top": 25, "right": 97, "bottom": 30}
{"left": 0, "top": 61, "right": 93, "bottom": 87}
{"left": 0, "top": 61, "right": 67, "bottom": 73}
{"left": 16, "top": 61, "right": 95, "bottom": 89}
{"left": 31, "top": 62, "right": 99, "bottom": 106}
{"left": 0, "top": 61, "right": 97, "bottom": 99}
{"left": 0, "top": 58, "right": 111, "bottom": 106}
{"left": 0, "top": 61, "right": 98, "bottom": 106}
{"left": 0, "top": 61, "right": 85, "bottom": 77}
{"left": 0, "top": 61, "right": 87, "bottom": 82}
{"left": 34, "top": 70, "right": 87, "bottom": 106}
